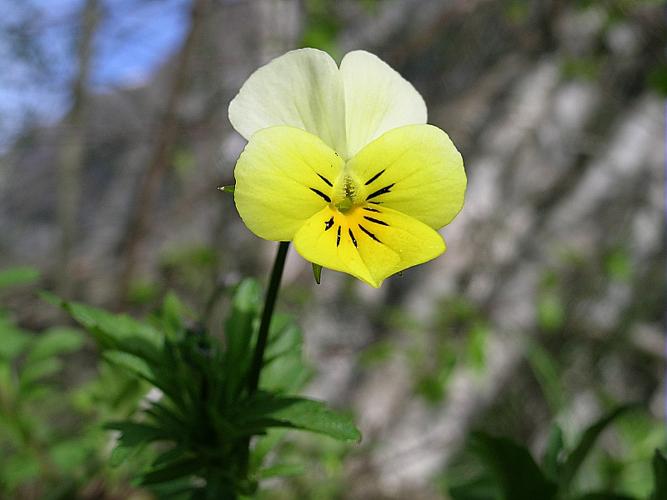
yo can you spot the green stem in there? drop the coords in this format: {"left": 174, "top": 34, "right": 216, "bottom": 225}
{"left": 247, "top": 241, "right": 289, "bottom": 393}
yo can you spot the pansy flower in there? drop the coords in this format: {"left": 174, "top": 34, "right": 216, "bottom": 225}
{"left": 229, "top": 48, "right": 466, "bottom": 287}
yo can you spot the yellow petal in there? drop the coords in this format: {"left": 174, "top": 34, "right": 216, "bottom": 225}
{"left": 340, "top": 51, "right": 427, "bottom": 158}
{"left": 234, "top": 126, "right": 344, "bottom": 241}
{"left": 228, "top": 48, "right": 347, "bottom": 156}
{"left": 346, "top": 124, "right": 466, "bottom": 229}
{"left": 293, "top": 205, "right": 446, "bottom": 288}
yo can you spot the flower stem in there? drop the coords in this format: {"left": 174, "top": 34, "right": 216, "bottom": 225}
{"left": 247, "top": 241, "right": 290, "bottom": 393}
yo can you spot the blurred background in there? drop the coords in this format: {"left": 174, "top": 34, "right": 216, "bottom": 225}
{"left": 0, "top": 0, "right": 665, "bottom": 498}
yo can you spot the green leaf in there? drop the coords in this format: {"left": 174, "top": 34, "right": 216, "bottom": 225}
{"left": 251, "top": 428, "right": 288, "bottom": 470}
{"left": 560, "top": 404, "right": 639, "bottom": 489}
{"left": 261, "top": 314, "right": 311, "bottom": 393}
{"left": 50, "top": 438, "right": 91, "bottom": 472}
{"left": 152, "top": 447, "right": 186, "bottom": 468}
{"left": 109, "top": 445, "right": 134, "bottom": 467}
{"left": 20, "top": 357, "right": 63, "bottom": 387}
{"left": 2, "top": 453, "right": 41, "bottom": 490}
{"left": 538, "top": 291, "right": 564, "bottom": 332}
{"left": 257, "top": 463, "right": 304, "bottom": 479}
{"left": 526, "top": 340, "right": 564, "bottom": 413}
{"left": 572, "top": 494, "right": 638, "bottom": 500}
{"left": 217, "top": 184, "right": 235, "bottom": 193}
{"left": 466, "top": 323, "right": 487, "bottom": 372}
{"left": 159, "top": 292, "right": 189, "bottom": 340}
{"left": 102, "top": 351, "right": 162, "bottom": 391}
{"left": 105, "top": 421, "right": 169, "bottom": 447}
{"left": 27, "top": 327, "right": 84, "bottom": 362}
{"left": 448, "top": 473, "right": 499, "bottom": 500}
{"left": 239, "top": 394, "right": 361, "bottom": 443}
{"left": 0, "top": 317, "right": 30, "bottom": 360}
{"left": 57, "top": 298, "right": 163, "bottom": 362}
{"left": 140, "top": 457, "right": 202, "bottom": 485}
{"left": 470, "top": 432, "right": 558, "bottom": 500}
{"left": 541, "top": 424, "right": 564, "bottom": 481}
{"left": 0, "top": 266, "right": 40, "bottom": 288}
{"left": 651, "top": 450, "right": 667, "bottom": 500}
{"left": 223, "top": 279, "right": 262, "bottom": 402}
{"left": 312, "top": 263, "right": 322, "bottom": 284}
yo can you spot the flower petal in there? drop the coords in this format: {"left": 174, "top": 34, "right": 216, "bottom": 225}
{"left": 293, "top": 205, "right": 445, "bottom": 288}
{"left": 234, "top": 126, "right": 344, "bottom": 241}
{"left": 228, "top": 48, "right": 346, "bottom": 155}
{"left": 347, "top": 124, "right": 466, "bottom": 229}
{"left": 340, "top": 50, "right": 427, "bottom": 158}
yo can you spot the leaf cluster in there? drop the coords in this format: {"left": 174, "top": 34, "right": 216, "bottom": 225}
{"left": 55, "top": 279, "right": 360, "bottom": 498}
{"left": 448, "top": 404, "right": 667, "bottom": 500}
{"left": 0, "top": 268, "right": 91, "bottom": 497}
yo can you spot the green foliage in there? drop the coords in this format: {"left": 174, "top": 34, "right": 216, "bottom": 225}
{"left": 469, "top": 432, "right": 558, "bottom": 500}
{"left": 0, "top": 266, "right": 146, "bottom": 498}
{"left": 525, "top": 339, "right": 565, "bottom": 413}
{"left": 647, "top": 64, "right": 667, "bottom": 96}
{"left": 0, "top": 266, "right": 40, "bottom": 288}
{"left": 447, "top": 404, "right": 660, "bottom": 500}
{"left": 651, "top": 451, "right": 667, "bottom": 500}
{"left": 559, "top": 404, "right": 639, "bottom": 491}
{"left": 58, "top": 279, "right": 360, "bottom": 498}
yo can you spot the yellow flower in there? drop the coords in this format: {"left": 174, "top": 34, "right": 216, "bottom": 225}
{"left": 229, "top": 49, "right": 466, "bottom": 288}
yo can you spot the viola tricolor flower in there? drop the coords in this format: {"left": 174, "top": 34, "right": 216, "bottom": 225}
{"left": 228, "top": 48, "right": 466, "bottom": 287}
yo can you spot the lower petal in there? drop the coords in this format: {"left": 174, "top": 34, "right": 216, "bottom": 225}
{"left": 293, "top": 205, "right": 446, "bottom": 287}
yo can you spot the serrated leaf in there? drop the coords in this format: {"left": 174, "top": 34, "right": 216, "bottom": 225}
{"left": 470, "top": 432, "right": 557, "bottom": 500}
{"left": 652, "top": 450, "right": 667, "bottom": 500}
{"left": 239, "top": 394, "right": 361, "bottom": 442}
{"left": 560, "top": 404, "right": 639, "bottom": 490}
{"left": 0, "top": 266, "right": 40, "bottom": 288}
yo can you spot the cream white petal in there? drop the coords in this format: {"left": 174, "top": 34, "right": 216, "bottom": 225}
{"left": 340, "top": 50, "right": 427, "bottom": 159}
{"left": 228, "top": 48, "right": 347, "bottom": 155}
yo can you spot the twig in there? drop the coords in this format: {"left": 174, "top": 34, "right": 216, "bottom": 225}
{"left": 118, "top": 0, "right": 209, "bottom": 302}
{"left": 56, "top": 0, "right": 100, "bottom": 298}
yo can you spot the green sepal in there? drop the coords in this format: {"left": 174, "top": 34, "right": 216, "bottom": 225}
{"left": 312, "top": 263, "right": 322, "bottom": 284}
